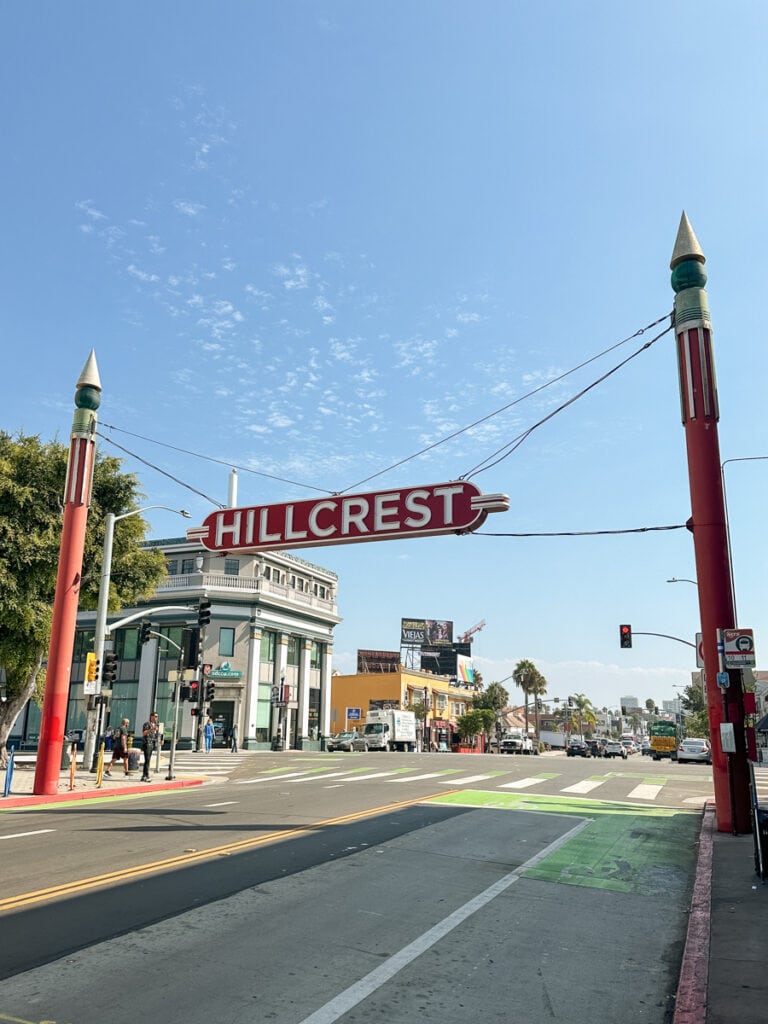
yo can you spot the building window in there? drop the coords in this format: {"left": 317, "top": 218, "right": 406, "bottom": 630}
{"left": 260, "top": 630, "right": 276, "bottom": 664}
{"left": 224, "top": 558, "right": 240, "bottom": 576}
{"left": 287, "top": 635, "right": 301, "bottom": 666}
{"left": 310, "top": 641, "right": 322, "bottom": 669}
{"left": 181, "top": 558, "right": 195, "bottom": 575}
{"left": 166, "top": 558, "right": 178, "bottom": 576}
{"left": 219, "top": 627, "right": 235, "bottom": 657}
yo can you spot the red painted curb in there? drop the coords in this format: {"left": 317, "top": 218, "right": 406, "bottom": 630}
{"left": 673, "top": 799, "right": 714, "bottom": 1024}
{"left": 0, "top": 778, "right": 203, "bottom": 809}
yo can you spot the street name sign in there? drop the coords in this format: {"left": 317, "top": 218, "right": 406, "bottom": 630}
{"left": 187, "top": 481, "right": 509, "bottom": 554}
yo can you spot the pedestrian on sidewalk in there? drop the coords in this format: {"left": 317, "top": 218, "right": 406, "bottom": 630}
{"left": 204, "top": 717, "right": 214, "bottom": 753}
{"left": 230, "top": 722, "right": 238, "bottom": 753}
{"left": 141, "top": 712, "right": 160, "bottom": 781}
{"left": 105, "top": 718, "right": 131, "bottom": 777}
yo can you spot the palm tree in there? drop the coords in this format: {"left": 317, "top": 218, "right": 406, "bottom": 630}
{"left": 512, "top": 659, "right": 547, "bottom": 737}
{"left": 571, "top": 692, "right": 596, "bottom": 737}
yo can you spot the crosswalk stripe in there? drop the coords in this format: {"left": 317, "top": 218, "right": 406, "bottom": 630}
{"left": 627, "top": 784, "right": 664, "bottom": 800}
{"left": 391, "top": 773, "right": 446, "bottom": 782}
{"left": 440, "top": 774, "right": 494, "bottom": 785}
{"left": 499, "top": 778, "right": 546, "bottom": 790}
{"left": 561, "top": 780, "right": 604, "bottom": 794}
{"left": 345, "top": 772, "right": 398, "bottom": 782}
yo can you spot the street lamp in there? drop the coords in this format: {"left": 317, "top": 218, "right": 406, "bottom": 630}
{"left": 86, "top": 505, "right": 191, "bottom": 769}
{"left": 666, "top": 577, "right": 698, "bottom": 585}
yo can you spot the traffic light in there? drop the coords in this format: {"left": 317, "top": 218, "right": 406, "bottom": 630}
{"left": 188, "top": 680, "right": 200, "bottom": 703}
{"left": 139, "top": 620, "right": 152, "bottom": 645}
{"left": 198, "top": 598, "right": 211, "bottom": 628}
{"left": 205, "top": 681, "right": 216, "bottom": 702}
{"left": 182, "top": 628, "right": 200, "bottom": 670}
{"left": 536, "top": 699, "right": 543, "bottom": 712}
{"left": 101, "top": 652, "right": 118, "bottom": 686}
{"left": 619, "top": 624, "right": 633, "bottom": 649}
{"left": 567, "top": 696, "right": 574, "bottom": 708}
{"left": 85, "top": 652, "right": 99, "bottom": 683}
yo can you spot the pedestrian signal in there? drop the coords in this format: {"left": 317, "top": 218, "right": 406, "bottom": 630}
{"left": 619, "top": 624, "right": 633, "bottom": 649}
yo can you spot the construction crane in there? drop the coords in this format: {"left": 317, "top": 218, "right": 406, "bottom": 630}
{"left": 457, "top": 619, "right": 486, "bottom": 644}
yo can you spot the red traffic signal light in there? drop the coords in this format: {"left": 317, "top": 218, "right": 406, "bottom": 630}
{"left": 619, "top": 624, "right": 633, "bottom": 649}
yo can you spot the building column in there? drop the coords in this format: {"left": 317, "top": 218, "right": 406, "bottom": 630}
{"left": 242, "top": 621, "right": 261, "bottom": 750}
{"left": 134, "top": 638, "right": 158, "bottom": 733}
{"left": 274, "top": 634, "right": 289, "bottom": 745}
{"left": 298, "top": 639, "right": 311, "bottom": 745}
{"left": 320, "top": 643, "right": 333, "bottom": 739}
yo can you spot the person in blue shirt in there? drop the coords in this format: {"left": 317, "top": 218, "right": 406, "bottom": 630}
{"left": 204, "top": 717, "right": 214, "bottom": 753}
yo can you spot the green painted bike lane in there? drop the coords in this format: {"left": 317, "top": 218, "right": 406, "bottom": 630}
{"left": 431, "top": 788, "right": 700, "bottom": 897}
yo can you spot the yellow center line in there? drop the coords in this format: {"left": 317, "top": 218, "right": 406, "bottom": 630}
{"left": 0, "top": 791, "right": 453, "bottom": 913}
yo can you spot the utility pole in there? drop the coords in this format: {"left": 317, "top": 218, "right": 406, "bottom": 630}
{"left": 671, "top": 212, "right": 751, "bottom": 833}
{"left": 34, "top": 353, "right": 100, "bottom": 795}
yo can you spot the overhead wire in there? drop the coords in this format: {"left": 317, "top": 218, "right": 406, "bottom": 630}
{"left": 462, "top": 318, "right": 674, "bottom": 480}
{"left": 97, "top": 310, "right": 673, "bottom": 521}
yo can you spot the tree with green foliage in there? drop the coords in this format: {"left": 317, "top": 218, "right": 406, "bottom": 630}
{"left": 472, "top": 681, "right": 509, "bottom": 714}
{"left": 679, "top": 678, "right": 709, "bottom": 739}
{"left": 0, "top": 433, "right": 169, "bottom": 761}
{"left": 571, "top": 692, "right": 597, "bottom": 737}
{"left": 456, "top": 709, "right": 485, "bottom": 748}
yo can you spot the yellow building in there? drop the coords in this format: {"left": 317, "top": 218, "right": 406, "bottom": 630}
{"left": 329, "top": 667, "right": 478, "bottom": 750}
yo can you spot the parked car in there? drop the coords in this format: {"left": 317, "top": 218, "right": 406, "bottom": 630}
{"left": 604, "top": 740, "right": 628, "bottom": 759}
{"left": 566, "top": 737, "right": 590, "bottom": 757}
{"left": 677, "top": 738, "right": 712, "bottom": 765}
{"left": 326, "top": 731, "right": 366, "bottom": 752}
{"left": 620, "top": 739, "right": 637, "bottom": 755}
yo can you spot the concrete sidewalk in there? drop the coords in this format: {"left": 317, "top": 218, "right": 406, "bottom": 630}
{"left": 673, "top": 801, "right": 767, "bottom": 1024}
{"left": 1, "top": 755, "right": 205, "bottom": 807}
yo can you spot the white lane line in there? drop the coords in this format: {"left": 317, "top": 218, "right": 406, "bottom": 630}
{"left": 439, "top": 774, "right": 494, "bottom": 785}
{"left": 561, "top": 780, "right": 604, "bottom": 794}
{"left": 627, "top": 784, "right": 663, "bottom": 801}
{"left": 0, "top": 829, "right": 56, "bottom": 840}
{"left": 391, "top": 773, "right": 446, "bottom": 782}
{"left": 205, "top": 801, "right": 239, "bottom": 807}
{"left": 295, "top": 817, "right": 590, "bottom": 1024}
{"left": 498, "top": 777, "right": 546, "bottom": 790}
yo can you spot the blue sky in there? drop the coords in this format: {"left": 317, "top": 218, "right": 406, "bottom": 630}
{"left": 3, "top": 2, "right": 767, "bottom": 711}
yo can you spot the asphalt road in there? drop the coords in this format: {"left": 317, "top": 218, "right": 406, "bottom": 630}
{"left": 0, "top": 750, "right": 713, "bottom": 1024}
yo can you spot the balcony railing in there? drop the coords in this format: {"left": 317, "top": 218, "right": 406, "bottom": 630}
{"left": 156, "top": 573, "right": 337, "bottom": 614}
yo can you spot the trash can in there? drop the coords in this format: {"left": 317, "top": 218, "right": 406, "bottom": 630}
{"left": 754, "top": 808, "right": 768, "bottom": 880}
{"left": 319, "top": 734, "right": 326, "bottom": 752}
{"left": 271, "top": 736, "right": 284, "bottom": 752}
{"left": 128, "top": 748, "right": 142, "bottom": 772}
{"left": 60, "top": 743, "right": 72, "bottom": 769}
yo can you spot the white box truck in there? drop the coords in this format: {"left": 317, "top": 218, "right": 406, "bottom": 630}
{"left": 363, "top": 709, "right": 417, "bottom": 752}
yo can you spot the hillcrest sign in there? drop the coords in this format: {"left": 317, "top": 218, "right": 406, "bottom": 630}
{"left": 187, "top": 481, "right": 509, "bottom": 554}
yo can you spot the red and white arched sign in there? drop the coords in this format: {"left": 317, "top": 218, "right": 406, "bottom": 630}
{"left": 187, "top": 481, "right": 509, "bottom": 554}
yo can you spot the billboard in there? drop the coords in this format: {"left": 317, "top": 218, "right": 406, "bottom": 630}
{"left": 357, "top": 649, "right": 401, "bottom": 673}
{"left": 401, "top": 618, "right": 453, "bottom": 647}
{"left": 456, "top": 654, "right": 475, "bottom": 685}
